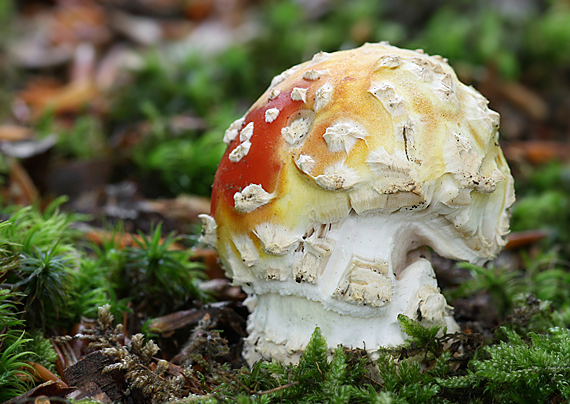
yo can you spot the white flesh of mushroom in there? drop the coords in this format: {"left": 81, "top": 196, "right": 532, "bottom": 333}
{"left": 241, "top": 212, "right": 462, "bottom": 364}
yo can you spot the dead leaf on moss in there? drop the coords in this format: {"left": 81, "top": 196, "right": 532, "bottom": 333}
{"left": 1, "top": 380, "right": 75, "bottom": 404}
{"left": 49, "top": 2, "right": 111, "bottom": 46}
{"left": 505, "top": 230, "right": 549, "bottom": 250}
{"left": 0, "top": 125, "right": 33, "bottom": 141}
{"left": 138, "top": 195, "right": 211, "bottom": 224}
{"left": 17, "top": 79, "right": 98, "bottom": 118}
{"left": 6, "top": 157, "right": 39, "bottom": 205}
{"left": 503, "top": 141, "right": 570, "bottom": 164}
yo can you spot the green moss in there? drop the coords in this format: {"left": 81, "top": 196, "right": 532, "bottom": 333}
{"left": 103, "top": 223, "right": 209, "bottom": 317}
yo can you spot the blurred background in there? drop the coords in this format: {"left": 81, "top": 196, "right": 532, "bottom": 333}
{"left": 2, "top": 0, "right": 570, "bottom": 401}
{"left": 1, "top": 0, "right": 569, "bottom": 218}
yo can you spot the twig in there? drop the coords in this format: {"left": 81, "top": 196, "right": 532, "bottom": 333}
{"left": 314, "top": 359, "right": 324, "bottom": 381}
{"left": 226, "top": 372, "right": 254, "bottom": 394}
{"left": 364, "top": 374, "right": 384, "bottom": 388}
{"left": 257, "top": 381, "right": 299, "bottom": 395}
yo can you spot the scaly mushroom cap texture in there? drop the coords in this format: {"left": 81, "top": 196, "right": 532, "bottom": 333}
{"left": 200, "top": 42, "right": 515, "bottom": 365}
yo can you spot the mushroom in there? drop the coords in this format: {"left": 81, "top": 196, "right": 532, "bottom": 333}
{"left": 200, "top": 42, "right": 515, "bottom": 365}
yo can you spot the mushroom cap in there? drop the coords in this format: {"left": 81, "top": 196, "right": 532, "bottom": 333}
{"left": 205, "top": 42, "right": 514, "bottom": 287}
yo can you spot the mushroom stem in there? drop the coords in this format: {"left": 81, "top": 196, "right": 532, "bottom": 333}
{"left": 243, "top": 260, "right": 458, "bottom": 364}
{"left": 241, "top": 212, "right": 460, "bottom": 365}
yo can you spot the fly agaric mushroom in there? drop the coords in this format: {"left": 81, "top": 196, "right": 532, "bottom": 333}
{"left": 200, "top": 42, "right": 515, "bottom": 365}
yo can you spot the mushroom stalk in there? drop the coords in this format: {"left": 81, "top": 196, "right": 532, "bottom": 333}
{"left": 242, "top": 212, "right": 460, "bottom": 363}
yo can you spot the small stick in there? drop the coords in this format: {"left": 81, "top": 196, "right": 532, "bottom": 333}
{"left": 257, "top": 381, "right": 300, "bottom": 395}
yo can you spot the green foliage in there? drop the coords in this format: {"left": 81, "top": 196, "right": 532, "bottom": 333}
{"left": 0, "top": 198, "right": 82, "bottom": 252}
{"left": 377, "top": 354, "right": 441, "bottom": 404}
{"left": 0, "top": 331, "right": 33, "bottom": 401}
{"left": 373, "top": 316, "right": 457, "bottom": 403}
{"left": 110, "top": 51, "right": 237, "bottom": 122}
{"left": 0, "top": 200, "right": 86, "bottom": 328}
{"left": 1, "top": 201, "right": 210, "bottom": 330}
{"left": 374, "top": 308, "right": 570, "bottom": 403}
{"left": 0, "top": 289, "right": 33, "bottom": 401}
{"left": 70, "top": 257, "right": 120, "bottom": 321}
{"left": 396, "top": 314, "right": 446, "bottom": 357}
{"left": 22, "top": 330, "right": 58, "bottom": 373}
{"left": 518, "top": 251, "right": 570, "bottom": 314}
{"left": 209, "top": 328, "right": 373, "bottom": 403}
{"left": 206, "top": 315, "right": 570, "bottom": 403}
{"left": 14, "top": 245, "right": 76, "bottom": 329}
{"left": 525, "top": 1, "right": 570, "bottom": 66}
{"left": 0, "top": 197, "right": 85, "bottom": 255}
{"left": 452, "top": 263, "right": 519, "bottom": 317}
{"left": 0, "top": 0, "right": 15, "bottom": 119}
{"left": 104, "top": 223, "right": 208, "bottom": 316}
{"left": 511, "top": 190, "right": 569, "bottom": 235}
{"left": 443, "top": 327, "right": 570, "bottom": 403}
{"left": 55, "top": 115, "right": 107, "bottom": 160}
{"left": 416, "top": 6, "right": 520, "bottom": 78}
{"left": 138, "top": 128, "right": 226, "bottom": 197}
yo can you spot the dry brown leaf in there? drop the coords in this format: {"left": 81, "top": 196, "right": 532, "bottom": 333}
{"left": 83, "top": 228, "right": 185, "bottom": 250}
{"left": 184, "top": 0, "right": 216, "bottom": 21}
{"left": 503, "top": 141, "right": 570, "bottom": 164}
{"left": 192, "top": 248, "right": 225, "bottom": 279}
{"left": 497, "top": 81, "right": 548, "bottom": 121}
{"left": 505, "top": 230, "right": 549, "bottom": 250}
{"left": 0, "top": 125, "right": 33, "bottom": 141}
{"left": 139, "top": 195, "right": 211, "bottom": 224}
{"left": 18, "top": 79, "right": 98, "bottom": 118}
{"left": 7, "top": 157, "right": 39, "bottom": 205}
{"left": 50, "top": 2, "right": 111, "bottom": 46}
{"left": 96, "top": 45, "right": 143, "bottom": 91}
{"left": 110, "top": 10, "right": 163, "bottom": 45}
{"left": 26, "top": 362, "right": 68, "bottom": 388}
{"left": 2, "top": 380, "right": 74, "bottom": 404}
{"left": 146, "top": 308, "right": 215, "bottom": 334}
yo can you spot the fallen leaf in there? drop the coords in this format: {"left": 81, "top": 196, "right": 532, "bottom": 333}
{"left": 26, "top": 362, "right": 68, "bottom": 388}
{"left": 497, "top": 81, "right": 548, "bottom": 121}
{"left": 503, "top": 141, "right": 570, "bottom": 164}
{"left": 0, "top": 125, "right": 33, "bottom": 141}
{"left": 110, "top": 10, "right": 163, "bottom": 45}
{"left": 83, "top": 227, "right": 185, "bottom": 250}
{"left": 7, "top": 157, "right": 39, "bottom": 205}
{"left": 138, "top": 195, "right": 211, "bottom": 224}
{"left": 505, "top": 230, "right": 549, "bottom": 250}
{"left": 18, "top": 79, "right": 99, "bottom": 118}
{"left": 2, "top": 380, "right": 75, "bottom": 404}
